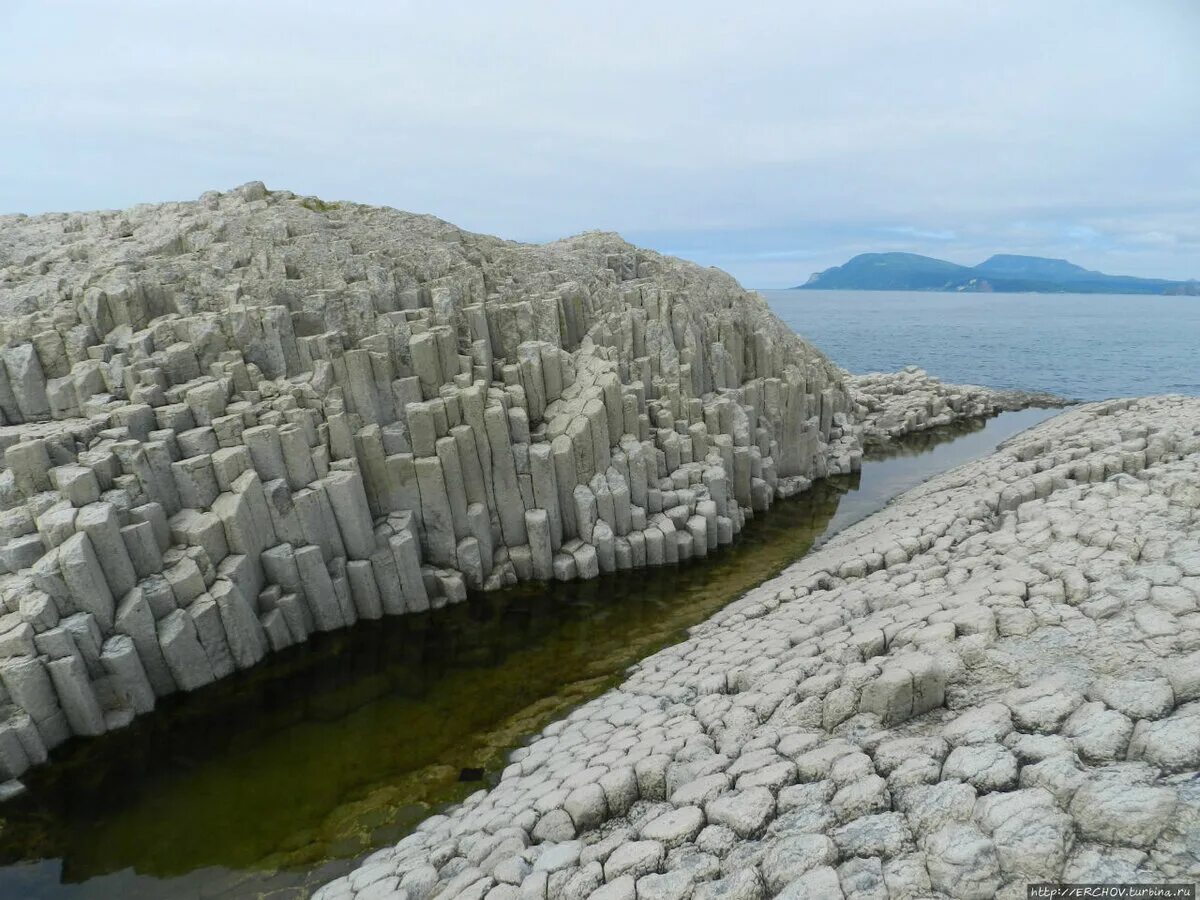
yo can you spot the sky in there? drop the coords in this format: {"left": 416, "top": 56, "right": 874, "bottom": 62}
{"left": 1, "top": 1, "right": 1197, "bottom": 288}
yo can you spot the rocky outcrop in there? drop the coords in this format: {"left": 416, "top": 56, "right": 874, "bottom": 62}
{"left": 849, "top": 367, "right": 1066, "bottom": 444}
{"left": 0, "top": 183, "right": 861, "bottom": 783}
{"left": 320, "top": 396, "right": 1200, "bottom": 899}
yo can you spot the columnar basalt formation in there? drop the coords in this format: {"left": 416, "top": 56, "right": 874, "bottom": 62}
{"left": 319, "top": 397, "right": 1200, "bottom": 899}
{"left": 849, "top": 367, "right": 1066, "bottom": 444}
{"left": 0, "top": 183, "right": 860, "bottom": 783}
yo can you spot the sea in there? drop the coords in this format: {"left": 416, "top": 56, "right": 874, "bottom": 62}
{"left": 762, "top": 289, "right": 1200, "bottom": 401}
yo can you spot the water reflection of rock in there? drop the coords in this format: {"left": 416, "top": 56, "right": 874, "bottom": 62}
{"left": 0, "top": 489, "right": 850, "bottom": 896}
{"left": 0, "top": 411, "right": 1042, "bottom": 900}
{"left": 864, "top": 414, "right": 988, "bottom": 459}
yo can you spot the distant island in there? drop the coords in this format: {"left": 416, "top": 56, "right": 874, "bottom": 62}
{"left": 797, "top": 252, "right": 1200, "bottom": 295}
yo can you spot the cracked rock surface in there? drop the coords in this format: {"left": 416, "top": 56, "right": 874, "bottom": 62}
{"left": 0, "top": 183, "right": 865, "bottom": 783}
{"left": 849, "top": 366, "right": 1066, "bottom": 444}
{"left": 318, "top": 396, "right": 1200, "bottom": 899}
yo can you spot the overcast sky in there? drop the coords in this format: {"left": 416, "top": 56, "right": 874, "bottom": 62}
{"left": 2, "top": 1, "right": 1197, "bottom": 287}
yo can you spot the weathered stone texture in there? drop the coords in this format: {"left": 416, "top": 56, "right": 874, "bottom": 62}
{"left": 318, "top": 397, "right": 1200, "bottom": 900}
{"left": 0, "top": 184, "right": 871, "bottom": 781}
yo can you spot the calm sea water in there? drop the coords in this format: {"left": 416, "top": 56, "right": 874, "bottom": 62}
{"left": 762, "top": 290, "right": 1200, "bottom": 401}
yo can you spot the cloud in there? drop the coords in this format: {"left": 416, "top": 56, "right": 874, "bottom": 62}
{"left": 1, "top": 0, "right": 1197, "bottom": 286}
{"left": 882, "top": 227, "right": 959, "bottom": 243}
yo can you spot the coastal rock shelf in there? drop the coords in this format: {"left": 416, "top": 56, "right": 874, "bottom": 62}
{"left": 849, "top": 367, "right": 1064, "bottom": 444}
{"left": 0, "top": 184, "right": 860, "bottom": 785}
{"left": 321, "top": 397, "right": 1200, "bottom": 899}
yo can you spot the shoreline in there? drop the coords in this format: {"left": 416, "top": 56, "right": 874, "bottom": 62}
{"left": 0, "top": 372, "right": 1052, "bottom": 796}
{"left": 0, "top": 185, "right": 870, "bottom": 796}
{"left": 0, "top": 191, "right": 1082, "bottom": 801}
{"left": 320, "top": 395, "right": 1200, "bottom": 899}
{"left": 846, "top": 367, "right": 1070, "bottom": 447}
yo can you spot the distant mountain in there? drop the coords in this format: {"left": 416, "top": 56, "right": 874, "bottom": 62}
{"left": 797, "top": 252, "right": 1199, "bottom": 295}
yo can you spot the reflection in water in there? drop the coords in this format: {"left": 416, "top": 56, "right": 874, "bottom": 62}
{"left": 819, "top": 407, "right": 1058, "bottom": 541}
{"left": 0, "top": 408, "right": 1060, "bottom": 900}
{"left": 865, "top": 419, "right": 987, "bottom": 456}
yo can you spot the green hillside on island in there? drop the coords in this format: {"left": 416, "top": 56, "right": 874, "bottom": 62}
{"left": 797, "top": 252, "right": 1200, "bottom": 294}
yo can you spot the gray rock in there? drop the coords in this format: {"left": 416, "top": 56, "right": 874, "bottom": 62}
{"left": 45, "top": 652, "right": 104, "bottom": 736}
{"left": 57, "top": 532, "right": 115, "bottom": 630}
{"left": 1165, "top": 650, "right": 1200, "bottom": 703}
{"left": 1017, "top": 754, "right": 1086, "bottom": 807}
{"left": 157, "top": 609, "right": 215, "bottom": 691}
{"left": 1061, "top": 701, "right": 1133, "bottom": 763}
{"left": 564, "top": 782, "right": 607, "bottom": 832}
{"left": 830, "top": 774, "right": 890, "bottom": 822}
{"left": 923, "top": 824, "right": 1001, "bottom": 900}
{"left": 640, "top": 806, "right": 705, "bottom": 849}
{"left": 532, "top": 809, "right": 575, "bottom": 842}
{"left": 1069, "top": 778, "right": 1176, "bottom": 848}
{"left": 759, "top": 834, "right": 837, "bottom": 893}
{"left": 881, "top": 855, "right": 932, "bottom": 899}
{"left": 604, "top": 840, "right": 664, "bottom": 881}
{"left": 831, "top": 812, "right": 910, "bottom": 859}
{"left": 775, "top": 866, "right": 843, "bottom": 900}
{"left": 974, "top": 788, "right": 1073, "bottom": 881}
{"left": 836, "top": 856, "right": 885, "bottom": 900}
{"left": 592, "top": 874, "right": 636, "bottom": 900}
{"left": 940, "top": 743, "right": 1018, "bottom": 793}
{"left": 942, "top": 703, "right": 1012, "bottom": 746}
{"left": 690, "top": 869, "right": 762, "bottom": 900}
{"left": 1126, "top": 714, "right": 1200, "bottom": 773}
{"left": 1088, "top": 677, "right": 1175, "bottom": 720}
{"left": 636, "top": 870, "right": 695, "bottom": 900}
{"left": 99, "top": 634, "right": 156, "bottom": 715}
{"left": 1005, "top": 677, "right": 1084, "bottom": 734}
{"left": 704, "top": 788, "right": 774, "bottom": 838}
{"left": 532, "top": 841, "right": 581, "bottom": 873}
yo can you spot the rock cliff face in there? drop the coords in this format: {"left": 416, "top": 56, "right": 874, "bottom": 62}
{"left": 0, "top": 183, "right": 859, "bottom": 781}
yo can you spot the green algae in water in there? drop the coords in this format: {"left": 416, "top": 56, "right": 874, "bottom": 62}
{"left": 0, "top": 408, "right": 1059, "bottom": 899}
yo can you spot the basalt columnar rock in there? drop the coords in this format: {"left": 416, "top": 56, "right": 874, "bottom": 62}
{"left": 0, "top": 183, "right": 861, "bottom": 782}
{"left": 849, "top": 367, "right": 1066, "bottom": 444}
{"left": 319, "top": 397, "right": 1200, "bottom": 899}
